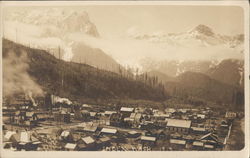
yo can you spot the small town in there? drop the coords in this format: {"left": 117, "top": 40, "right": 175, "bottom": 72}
{"left": 2, "top": 94, "right": 244, "bottom": 151}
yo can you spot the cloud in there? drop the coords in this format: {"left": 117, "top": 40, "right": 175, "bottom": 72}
{"left": 126, "top": 26, "right": 141, "bottom": 37}
{"left": 66, "top": 32, "right": 243, "bottom": 68}
{"left": 4, "top": 21, "right": 75, "bottom": 61}
{"left": 3, "top": 20, "right": 243, "bottom": 71}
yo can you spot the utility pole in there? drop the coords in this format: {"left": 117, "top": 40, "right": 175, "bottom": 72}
{"left": 58, "top": 46, "right": 64, "bottom": 90}
{"left": 15, "top": 28, "right": 18, "bottom": 43}
{"left": 58, "top": 46, "right": 61, "bottom": 60}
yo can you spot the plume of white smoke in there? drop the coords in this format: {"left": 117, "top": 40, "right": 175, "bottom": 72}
{"left": 3, "top": 50, "right": 44, "bottom": 98}
{"left": 51, "top": 95, "right": 72, "bottom": 105}
{"left": 27, "top": 91, "right": 38, "bottom": 106}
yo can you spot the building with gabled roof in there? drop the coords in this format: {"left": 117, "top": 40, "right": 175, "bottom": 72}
{"left": 120, "top": 107, "right": 134, "bottom": 117}
{"left": 199, "top": 132, "right": 219, "bottom": 142}
{"left": 170, "top": 139, "right": 186, "bottom": 150}
{"left": 199, "top": 132, "right": 221, "bottom": 147}
{"left": 166, "top": 119, "right": 192, "bottom": 134}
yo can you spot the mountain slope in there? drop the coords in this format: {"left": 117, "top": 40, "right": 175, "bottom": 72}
{"left": 206, "top": 59, "right": 244, "bottom": 87}
{"left": 140, "top": 58, "right": 244, "bottom": 87}
{"left": 3, "top": 39, "right": 168, "bottom": 103}
{"left": 164, "top": 71, "right": 244, "bottom": 107}
{"left": 70, "top": 42, "right": 124, "bottom": 73}
{"left": 147, "top": 70, "right": 175, "bottom": 82}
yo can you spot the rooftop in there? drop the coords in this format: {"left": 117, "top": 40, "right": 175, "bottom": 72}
{"left": 141, "top": 136, "right": 156, "bottom": 142}
{"left": 170, "top": 139, "right": 186, "bottom": 145}
{"left": 82, "top": 104, "right": 91, "bottom": 108}
{"left": 120, "top": 107, "right": 134, "bottom": 112}
{"left": 166, "top": 119, "right": 192, "bottom": 128}
{"left": 84, "top": 126, "right": 98, "bottom": 132}
{"left": 204, "top": 144, "right": 214, "bottom": 149}
{"left": 4, "top": 131, "right": 16, "bottom": 140}
{"left": 99, "top": 137, "right": 111, "bottom": 142}
{"left": 65, "top": 143, "right": 77, "bottom": 149}
{"left": 191, "top": 127, "right": 206, "bottom": 132}
{"left": 20, "top": 131, "right": 31, "bottom": 143}
{"left": 101, "top": 128, "right": 117, "bottom": 134}
{"left": 61, "top": 131, "right": 70, "bottom": 137}
{"left": 193, "top": 141, "right": 204, "bottom": 147}
{"left": 104, "top": 111, "right": 117, "bottom": 115}
{"left": 82, "top": 136, "right": 95, "bottom": 144}
{"left": 199, "top": 133, "right": 219, "bottom": 142}
{"left": 128, "top": 131, "right": 140, "bottom": 135}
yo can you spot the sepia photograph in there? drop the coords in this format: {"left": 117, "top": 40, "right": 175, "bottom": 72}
{"left": 0, "top": 1, "right": 249, "bottom": 158}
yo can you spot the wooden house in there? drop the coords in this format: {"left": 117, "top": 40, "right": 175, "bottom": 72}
{"left": 166, "top": 119, "right": 192, "bottom": 134}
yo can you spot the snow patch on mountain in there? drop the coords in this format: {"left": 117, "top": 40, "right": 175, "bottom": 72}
{"left": 5, "top": 8, "right": 99, "bottom": 37}
{"left": 127, "top": 24, "right": 244, "bottom": 50}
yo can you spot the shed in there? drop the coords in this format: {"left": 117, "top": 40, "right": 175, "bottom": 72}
{"left": 4, "top": 131, "right": 16, "bottom": 142}
{"left": 61, "top": 131, "right": 70, "bottom": 138}
{"left": 81, "top": 136, "right": 95, "bottom": 145}
{"left": 83, "top": 126, "right": 98, "bottom": 133}
{"left": 170, "top": 139, "right": 186, "bottom": 145}
{"left": 204, "top": 144, "right": 214, "bottom": 149}
{"left": 193, "top": 141, "right": 204, "bottom": 147}
{"left": 101, "top": 128, "right": 117, "bottom": 135}
{"left": 120, "top": 107, "right": 134, "bottom": 112}
{"left": 141, "top": 136, "right": 156, "bottom": 142}
{"left": 64, "top": 143, "right": 77, "bottom": 151}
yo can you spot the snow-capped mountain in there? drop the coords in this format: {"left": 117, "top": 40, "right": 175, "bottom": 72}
{"left": 140, "top": 58, "right": 218, "bottom": 77}
{"left": 129, "top": 24, "right": 244, "bottom": 49}
{"left": 140, "top": 57, "right": 244, "bottom": 87}
{"left": 3, "top": 8, "right": 126, "bottom": 73}
{"left": 3, "top": 8, "right": 245, "bottom": 77}
{"left": 5, "top": 8, "right": 99, "bottom": 37}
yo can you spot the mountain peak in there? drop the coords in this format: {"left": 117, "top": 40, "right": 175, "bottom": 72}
{"left": 191, "top": 24, "right": 215, "bottom": 36}
{"left": 6, "top": 8, "right": 100, "bottom": 37}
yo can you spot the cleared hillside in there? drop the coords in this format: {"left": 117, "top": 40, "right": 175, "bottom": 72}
{"left": 3, "top": 39, "right": 168, "bottom": 103}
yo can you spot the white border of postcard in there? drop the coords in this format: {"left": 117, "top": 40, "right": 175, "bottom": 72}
{"left": 0, "top": 1, "right": 249, "bottom": 158}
